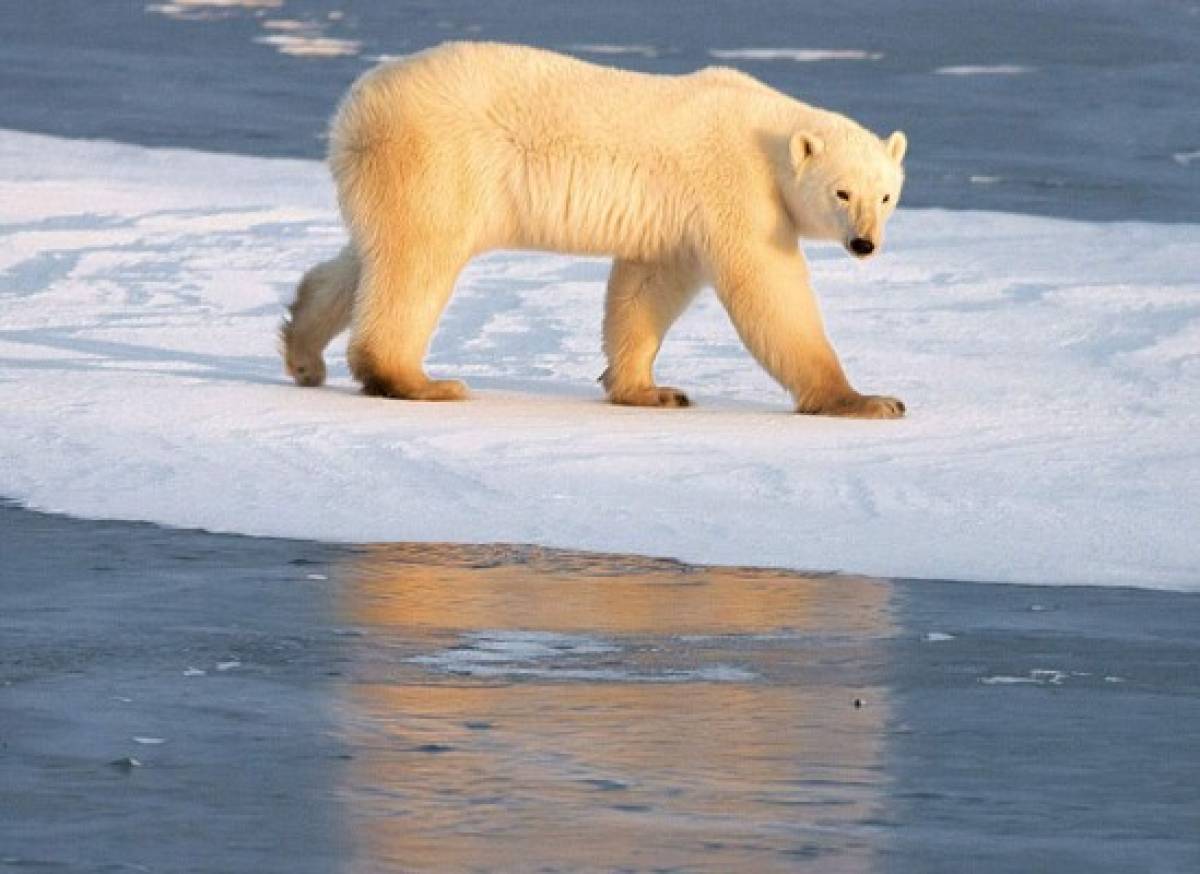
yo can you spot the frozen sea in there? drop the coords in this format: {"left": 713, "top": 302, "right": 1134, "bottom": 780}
{"left": 1, "top": 2, "right": 1199, "bottom": 871}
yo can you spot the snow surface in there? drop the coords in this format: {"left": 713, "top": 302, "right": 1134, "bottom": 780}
{"left": 1, "top": 129, "right": 1197, "bottom": 590}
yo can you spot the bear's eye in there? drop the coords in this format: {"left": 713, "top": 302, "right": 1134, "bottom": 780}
{"left": 836, "top": 190, "right": 850, "bottom": 202}
{"left": 882, "top": 194, "right": 891, "bottom": 204}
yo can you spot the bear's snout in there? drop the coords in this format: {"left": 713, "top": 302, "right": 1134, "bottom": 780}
{"left": 849, "top": 237, "right": 875, "bottom": 257}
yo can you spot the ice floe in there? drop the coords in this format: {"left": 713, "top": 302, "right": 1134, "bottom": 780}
{"left": 1, "top": 130, "right": 1197, "bottom": 590}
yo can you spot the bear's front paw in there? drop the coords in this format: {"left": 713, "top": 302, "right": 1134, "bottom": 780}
{"left": 854, "top": 394, "right": 906, "bottom": 419}
{"left": 801, "top": 393, "right": 906, "bottom": 419}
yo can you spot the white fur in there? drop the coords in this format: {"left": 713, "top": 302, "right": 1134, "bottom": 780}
{"left": 283, "top": 42, "right": 908, "bottom": 416}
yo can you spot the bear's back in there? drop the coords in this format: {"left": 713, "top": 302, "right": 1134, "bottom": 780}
{"left": 349, "top": 42, "right": 794, "bottom": 141}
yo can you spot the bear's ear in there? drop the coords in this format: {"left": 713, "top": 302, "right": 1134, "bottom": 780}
{"left": 885, "top": 130, "right": 908, "bottom": 164}
{"left": 789, "top": 131, "right": 824, "bottom": 172}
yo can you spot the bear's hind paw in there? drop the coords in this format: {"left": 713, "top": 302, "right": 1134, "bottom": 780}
{"left": 362, "top": 375, "right": 469, "bottom": 402}
{"left": 284, "top": 352, "right": 327, "bottom": 388}
{"left": 801, "top": 393, "right": 906, "bottom": 419}
{"left": 609, "top": 386, "right": 692, "bottom": 409}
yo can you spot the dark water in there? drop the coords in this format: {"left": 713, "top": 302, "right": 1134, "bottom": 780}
{"left": 3, "top": 504, "right": 1199, "bottom": 872}
{"left": 1, "top": 0, "right": 1198, "bottom": 222}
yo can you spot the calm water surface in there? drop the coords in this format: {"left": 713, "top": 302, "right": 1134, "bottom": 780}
{"left": 340, "top": 546, "right": 893, "bottom": 872}
{"left": 4, "top": 506, "right": 1198, "bottom": 872}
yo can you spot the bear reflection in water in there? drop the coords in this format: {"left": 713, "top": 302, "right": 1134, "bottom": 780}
{"left": 333, "top": 544, "right": 894, "bottom": 872}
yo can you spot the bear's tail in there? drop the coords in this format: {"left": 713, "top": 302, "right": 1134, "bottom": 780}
{"left": 280, "top": 244, "right": 360, "bottom": 387}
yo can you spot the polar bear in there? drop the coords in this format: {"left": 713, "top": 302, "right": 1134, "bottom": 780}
{"left": 282, "top": 42, "right": 908, "bottom": 417}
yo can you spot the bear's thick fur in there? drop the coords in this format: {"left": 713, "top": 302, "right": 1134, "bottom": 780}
{"left": 282, "top": 42, "right": 908, "bottom": 416}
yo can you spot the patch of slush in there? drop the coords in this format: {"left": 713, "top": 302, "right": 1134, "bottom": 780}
{"left": 147, "top": 0, "right": 281, "bottom": 20}
{"left": 411, "top": 630, "right": 754, "bottom": 682}
{"left": 150, "top": 3, "right": 359, "bottom": 56}
{"left": 710, "top": 48, "right": 883, "bottom": 62}
{"left": 260, "top": 19, "right": 315, "bottom": 32}
{"left": 419, "top": 630, "right": 621, "bottom": 663}
{"left": 935, "top": 65, "right": 1034, "bottom": 76}
{"left": 1, "top": 129, "right": 1199, "bottom": 591}
{"left": 254, "top": 33, "right": 361, "bottom": 58}
{"left": 567, "top": 44, "right": 661, "bottom": 59}
{"left": 980, "top": 670, "right": 1072, "bottom": 686}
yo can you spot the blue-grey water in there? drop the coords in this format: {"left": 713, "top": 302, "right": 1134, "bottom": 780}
{"left": 1, "top": 0, "right": 1198, "bottom": 222}
{"left": 3, "top": 505, "right": 1199, "bottom": 873}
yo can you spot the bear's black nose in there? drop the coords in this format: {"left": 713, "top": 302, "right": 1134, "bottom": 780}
{"left": 850, "top": 237, "right": 875, "bottom": 256}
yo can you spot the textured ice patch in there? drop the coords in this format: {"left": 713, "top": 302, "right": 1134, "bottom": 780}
{"left": 567, "top": 44, "right": 661, "bottom": 59}
{"left": 410, "top": 629, "right": 620, "bottom": 679}
{"left": 147, "top": 0, "right": 281, "bottom": 20}
{"left": 148, "top": 2, "right": 359, "bottom": 57}
{"left": 935, "top": 65, "right": 1034, "bottom": 75}
{"left": 254, "top": 33, "right": 360, "bottom": 58}
{"left": 260, "top": 19, "right": 315, "bottom": 32}
{"left": 415, "top": 630, "right": 620, "bottom": 665}
{"left": 412, "top": 630, "right": 753, "bottom": 683}
{"left": 980, "top": 670, "right": 1070, "bottom": 686}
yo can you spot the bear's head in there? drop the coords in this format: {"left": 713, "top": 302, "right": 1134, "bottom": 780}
{"left": 781, "top": 126, "right": 907, "bottom": 259}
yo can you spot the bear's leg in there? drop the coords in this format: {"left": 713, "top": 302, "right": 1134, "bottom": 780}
{"left": 346, "top": 242, "right": 470, "bottom": 402}
{"left": 280, "top": 245, "right": 358, "bottom": 387}
{"left": 712, "top": 247, "right": 905, "bottom": 419}
{"left": 601, "top": 256, "right": 702, "bottom": 408}
{"left": 334, "top": 129, "right": 478, "bottom": 402}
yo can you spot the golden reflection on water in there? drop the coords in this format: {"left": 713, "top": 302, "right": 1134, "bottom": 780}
{"left": 336, "top": 544, "right": 894, "bottom": 873}
{"left": 347, "top": 544, "right": 890, "bottom": 636}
